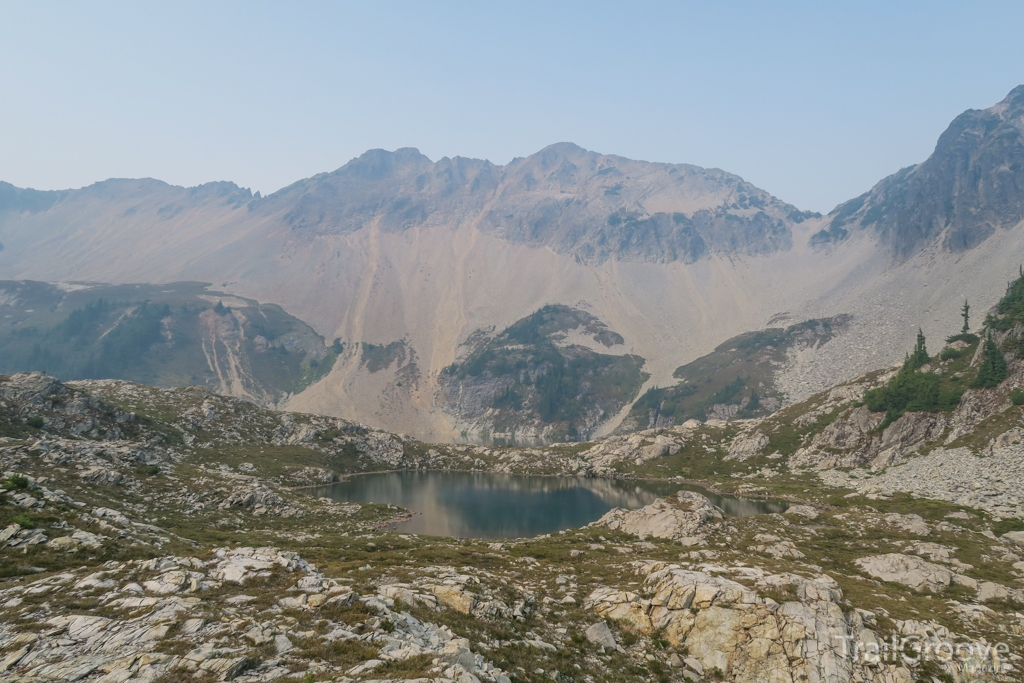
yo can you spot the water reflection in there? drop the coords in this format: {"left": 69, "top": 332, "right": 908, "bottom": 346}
{"left": 453, "top": 434, "right": 560, "bottom": 448}
{"left": 312, "top": 472, "right": 787, "bottom": 539}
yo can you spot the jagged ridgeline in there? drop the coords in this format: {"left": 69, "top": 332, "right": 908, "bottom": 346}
{"left": 439, "top": 305, "right": 648, "bottom": 442}
{"left": 0, "top": 281, "right": 341, "bottom": 404}
{"left": 622, "top": 316, "right": 851, "bottom": 430}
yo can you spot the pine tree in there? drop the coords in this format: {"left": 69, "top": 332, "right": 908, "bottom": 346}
{"left": 907, "top": 329, "right": 929, "bottom": 369}
{"left": 973, "top": 333, "right": 1009, "bottom": 388}
{"left": 961, "top": 300, "right": 970, "bottom": 334}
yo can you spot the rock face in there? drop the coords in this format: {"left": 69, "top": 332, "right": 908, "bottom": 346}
{"left": 814, "top": 85, "right": 1024, "bottom": 259}
{"left": 791, "top": 405, "right": 946, "bottom": 470}
{"left": 592, "top": 491, "right": 721, "bottom": 543}
{"left": 854, "top": 553, "right": 958, "bottom": 592}
{"left": 585, "top": 561, "right": 919, "bottom": 683}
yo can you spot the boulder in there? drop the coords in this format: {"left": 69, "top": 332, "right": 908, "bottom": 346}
{"left": 749, "top": 534, "right": 804, "bottom": 559}
{"left": 592, "top": 491, "right": 721, "bottom": 542}
{"left": 726, "top": 431, "right": 769, "bottom": 461}
{"left": 854, "top": 553, "right": 955, "bottom": 592}
{"left": 0, "top": 523, "right": 21, "bottom": 545}
{"left": 431, "top": 585, "right": 476, "bottom": 614}
{"left": 209, "top": 546, "right": 312, "bottom": 584}
{"left": 977, "top": 581, "right": 1016, "bottom": 603}
{"left": 882, "top": 513, "right": 930, "bottom": 536}
{"left": 1001, "top": 530, "right": 1024, "bottom": 547}
{"left": 219, "top": 485, "right": 284, "bottom": 511}
{"left": 784, "top": 504, "right": 819, "bottom": 520}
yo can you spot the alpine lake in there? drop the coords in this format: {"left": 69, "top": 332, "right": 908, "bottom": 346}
{"left": 310, "top": 471, "right": 788, "bottom": 539}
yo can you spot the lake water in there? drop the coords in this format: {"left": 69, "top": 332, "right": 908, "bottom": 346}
{"left": 311, "top": 471, "right": 788, "bottom": 539}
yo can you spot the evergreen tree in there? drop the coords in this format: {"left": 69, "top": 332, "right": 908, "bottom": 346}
{"left": 864, "top": 328, "right": 964, "bottom": 427}
{"left": 908, "top": 329, "right": 929, "bottom": 369}
{"left": 973, "top": 333, "right": 1008, "bottom": 388}
{"left": 746, "top": 392, "right": 761, "bottom": 412}
{"left": 961, "top": 300, "right": 970, "bottom": 334}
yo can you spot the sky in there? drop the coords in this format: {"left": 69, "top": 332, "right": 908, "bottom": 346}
{"left": 1, "top": 2, "right": 1023, "bottom": 213}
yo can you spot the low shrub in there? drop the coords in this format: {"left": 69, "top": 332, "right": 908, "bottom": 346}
{"left": 939, "top": 347, "right": 962, "bottom": 361}
{"left": 3, "top": 474, "right": 30, "bottom": 490}
{"left": 11, "top": 514, "right": 34, "bottom": 528}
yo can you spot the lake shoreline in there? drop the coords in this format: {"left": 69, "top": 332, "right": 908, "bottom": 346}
{"left": 301, "top": 470, "right": 790, "bottom": 539}
{"left": 289, "top": 467, "right": 800, "bottom": 508}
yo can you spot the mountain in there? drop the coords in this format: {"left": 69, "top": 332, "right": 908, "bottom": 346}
{"left": 3, "top": 87, "right": 1024, "bottom": 441}
{"left": 0, "top": 143, "right": 810, "bottom": 271}
{"left": 0, "top": 143, "right": 841, "bottom": 440}
{"left": 813, "top": 85, "right": 1024, "bottom": 259}
{"left": 225, "top": 142, "right": 812, "bottom": 264}
{"left": 0, "top": 280, "right": 337, "bottom": 403}
{"left": 438, "top": 305, "right": 649, "bottom": 443}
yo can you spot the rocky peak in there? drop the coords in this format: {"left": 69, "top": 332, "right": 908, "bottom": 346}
{"left": 0, "top": 140, "right": 806, "bottom": 264}
{"left": 813, "top": 84, "right": 1024, "bottom": 259}
{"left": 336, "top": 147, "right": 435, "bottom": 180}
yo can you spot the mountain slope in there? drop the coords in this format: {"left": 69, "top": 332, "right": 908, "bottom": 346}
{"left": 0, "top": 280, "right": 336, "bottom": 404}
{"left": 621, "top": 315, "right": 851, "bottom": 431}
{"left": 0, "top": 144, "right": 839, "bottom": 440}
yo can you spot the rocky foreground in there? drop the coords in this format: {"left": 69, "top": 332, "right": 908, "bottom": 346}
{"left": 2, "top": 368, "right": 1024, "bottom": 683}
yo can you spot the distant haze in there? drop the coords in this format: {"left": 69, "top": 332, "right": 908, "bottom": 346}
{"left": 2, "top": 2, "right": 1024, "bottom": 212}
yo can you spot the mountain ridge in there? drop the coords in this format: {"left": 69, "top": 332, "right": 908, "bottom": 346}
{"left": 0, "top": 142, "right": 809, "bottom": 266}
{"left": 3, "top": 87, "right": 1024, "bottom": 441}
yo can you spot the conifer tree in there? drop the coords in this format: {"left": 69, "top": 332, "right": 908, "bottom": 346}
{"left": 961, "top": 300, "right": 970, "bottom": 334}
{"left": 973, "top": 333, "right": 1008, "bottom": 388}
{"left": 908, "top": 329, "right": 929, "bottom": 369}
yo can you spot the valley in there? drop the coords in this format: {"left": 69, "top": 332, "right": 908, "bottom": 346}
{"left": 6, "top": 7, "right": 1024, "bottom": 683}
{"left": 4, "top": 268, "right": 1024, "bottom": 681}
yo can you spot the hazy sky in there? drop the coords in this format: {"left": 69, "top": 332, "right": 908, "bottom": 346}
{"left": 2, "top": 2, "right": 1023, "bottom": 212}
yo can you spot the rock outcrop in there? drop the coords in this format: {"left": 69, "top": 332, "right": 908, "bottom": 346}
{"left": 592, "top": 491, "right": 721, "bottom": 543}
{"left": 585, "top": 561, "right": 925, "bottom": 683}
{"left": 0, "top": 546, "right": 513, "bottom": 683}
{"left": 854, "top": 553, "right": 960, "bottom": 592}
